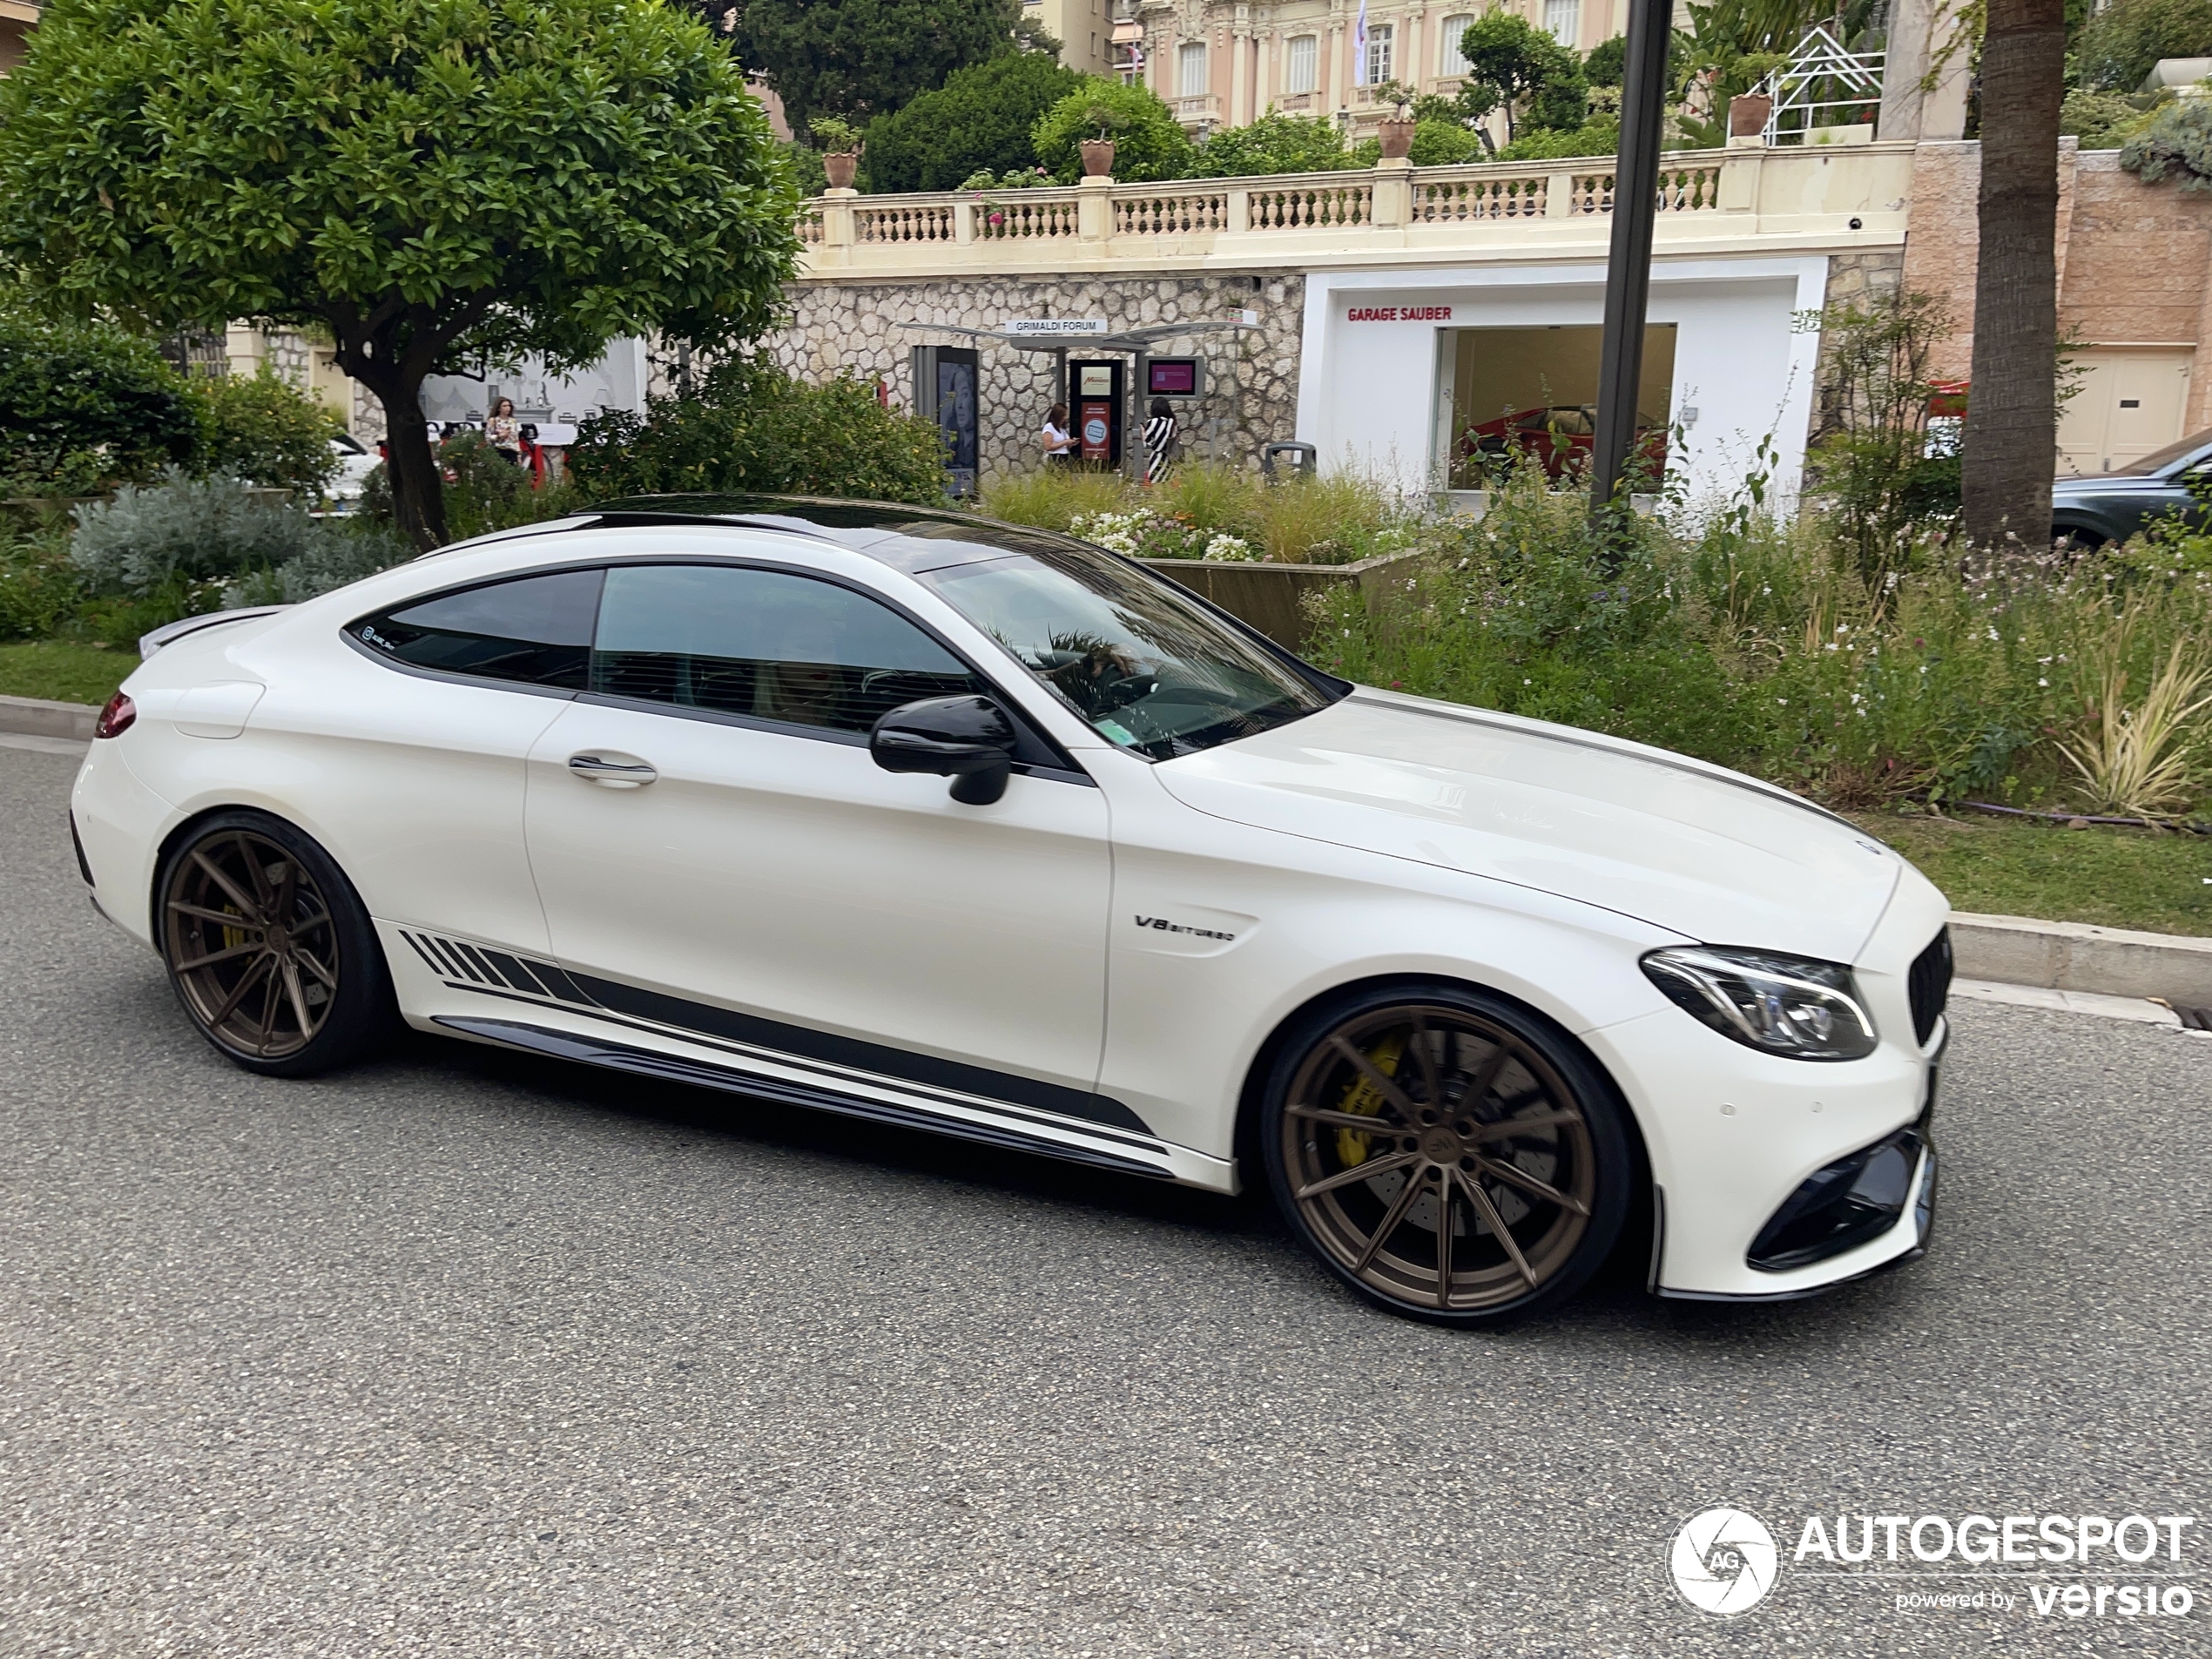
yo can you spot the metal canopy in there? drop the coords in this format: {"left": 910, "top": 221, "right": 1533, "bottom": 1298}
{"left": 903, "top": 319, "right": 1256, "bottom": 481}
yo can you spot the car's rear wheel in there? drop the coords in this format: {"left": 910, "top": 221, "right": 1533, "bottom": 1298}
{"left": 1260, "top": 985, "right": 1632, "bottom": 1326}
{"left": 157, "top": 811, "right": 393, "bottom": 1076}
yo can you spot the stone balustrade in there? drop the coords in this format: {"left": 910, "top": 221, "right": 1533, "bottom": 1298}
{"left": 797, "top": 142, "right": 1916, "bottom": 280}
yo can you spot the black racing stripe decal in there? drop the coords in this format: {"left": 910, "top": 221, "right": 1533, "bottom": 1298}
{"left": 423, "top": 936, "right": 481, "bottom": 981}
{"left": 524, "top": 961, "right": 597, "bottom": 1007}
{"left": 435, "top": 979, "right": 1168, "bottom": 1154}
{"left": 479, "top": 949, "right": 550, "bottom": 996}
{"left": 435, "top": 1015, "right": 1170, "bottom": 1182}
{"left": 455, "top": 941, "right": 507, "bottom": 984}
{"left": 400, "top": 933, "right": 448, "bottom": 974}
{"left": 565, "top": 969, "right": 1153, "bottom": 1136}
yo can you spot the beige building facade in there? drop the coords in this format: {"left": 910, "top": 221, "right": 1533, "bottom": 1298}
{"left": 1028, "top": 0, "right": 1119, "bottom": 77}
{"left": 1131, "top": 0, "right": 1636, "bottom": 133}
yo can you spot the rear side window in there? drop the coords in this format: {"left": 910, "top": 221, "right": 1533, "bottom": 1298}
{"left": 591, "top": 564, "right": 981, "bottom": 734}
{"left": 354, "top": 570, "right": 603, "bottom": 690}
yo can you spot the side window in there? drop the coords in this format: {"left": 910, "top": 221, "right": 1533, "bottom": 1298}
{"left": 354, "top": 569, "right": 603, "bottom": 691}
{"left": 590, "top": 564, "right": 982, "bottom": 736}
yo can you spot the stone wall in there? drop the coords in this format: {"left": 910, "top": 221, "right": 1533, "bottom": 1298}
{"left": 1899, "top": 138, "right": 2212, "bottom": 428}
{"left": 767, "top": 272, "right": 1308, "bottom": 482}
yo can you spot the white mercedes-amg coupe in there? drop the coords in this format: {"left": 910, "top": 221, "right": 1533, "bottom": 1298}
{"left": 71, "top": 496, "right": 1950, "bottom": 1325}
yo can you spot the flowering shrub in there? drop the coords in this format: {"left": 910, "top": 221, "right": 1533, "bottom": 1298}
{"left": 1315, "top": 463, "right": 2212, "bottom": 819}
{"left": 1069, "top": 507, "right": 1255, "bottom": 562}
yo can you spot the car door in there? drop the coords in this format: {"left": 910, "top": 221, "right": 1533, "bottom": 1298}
{"left": 521, "top": 558, "right": 1116, "bottom": 1120}
{"left": 272, "top": 563, "right": 604, "bottom": 955}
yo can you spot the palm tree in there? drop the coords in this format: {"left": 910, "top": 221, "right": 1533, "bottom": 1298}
{"left": 1961, "top": 0, "right": 2067, "bottom": 545}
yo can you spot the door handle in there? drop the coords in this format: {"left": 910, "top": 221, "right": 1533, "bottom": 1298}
{"left": 568, "top": 752, "right": 658, "bottom": 787}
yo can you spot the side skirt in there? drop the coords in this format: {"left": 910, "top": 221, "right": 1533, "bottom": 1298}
{"left": 434, "top": 1015, "right": 1176, "bottom": 1184}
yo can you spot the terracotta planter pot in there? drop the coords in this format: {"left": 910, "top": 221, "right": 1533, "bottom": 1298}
{"left": 823, "top": 151, "right": 859, "bottom": 189}
{"left": 1079, "top": 138, "right": 1116, "bottom": 179}
{"left": 1727, "top": 93, "right": 1773, "bottom": 138}
{"left": 1377, "top": 117, "right": 1417, "bottom": 160}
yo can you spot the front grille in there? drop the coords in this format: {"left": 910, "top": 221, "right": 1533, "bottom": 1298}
{"left": 1907, "top": 927, "right": 1952, "bottom": 1046}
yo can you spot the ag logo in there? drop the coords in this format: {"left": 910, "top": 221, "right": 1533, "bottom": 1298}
{"left": 1669, "top": 1506, "right": 1780, "bottom": 1617}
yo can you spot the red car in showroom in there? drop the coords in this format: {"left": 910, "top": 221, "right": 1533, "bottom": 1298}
{"left": 1460, "top": 405, "right": 1669, "bottom": 482}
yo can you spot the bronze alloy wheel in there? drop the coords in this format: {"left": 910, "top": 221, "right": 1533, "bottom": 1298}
{"left": 1276, "top": 1001, "right": 1603, "bottom": 1316}
{"left": 161, "top": 826, "right": 342, "bottom": 1061}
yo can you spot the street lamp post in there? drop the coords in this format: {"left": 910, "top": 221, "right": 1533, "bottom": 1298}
{"left": 1589, "top": 0, "right": 1671, "bottom": 523}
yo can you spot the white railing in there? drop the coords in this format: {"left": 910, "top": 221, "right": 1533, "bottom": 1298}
{"left": 1246, "top": 172, "right": 1373, "bottom": 229}
{"left": 1115, "top": 187, "right": 1232, "bottom": 235}
{"left": 979, "top": 192, "right": 1082, "bottom": 239}
{"left": 795, "top": 143, "right": 1912, "bottom": 269}
{"left": 853, "top": 200, "right": 957, "bottom": 245}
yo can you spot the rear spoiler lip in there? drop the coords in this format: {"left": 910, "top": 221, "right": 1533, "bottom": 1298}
{"left": 138, "top": 604, "right": 293, "bottom": 662}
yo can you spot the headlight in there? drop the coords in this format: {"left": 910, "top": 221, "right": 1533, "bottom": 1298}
{"left": 1641, "top": 946, "right": 1878, "bottom": 1062}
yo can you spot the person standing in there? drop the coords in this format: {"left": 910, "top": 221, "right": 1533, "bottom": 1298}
{"left": 486, "top": 397, "right": 524, "bottom": 466}
{"left": 1143, "top": 397, "right": 1179, "bottom": 486}
{"left": 1041, "top": 403, "right": 1074, "bottom": 466}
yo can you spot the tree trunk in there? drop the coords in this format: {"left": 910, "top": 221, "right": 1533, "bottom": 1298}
{"left": 375, "top": 381, "right": 448, "bottom": 552}
{"left": 1961, "top": 0, "right": 2067, "bottom": 547}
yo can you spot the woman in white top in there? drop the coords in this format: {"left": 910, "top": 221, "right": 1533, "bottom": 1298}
{"left": 1143, "top": 398, "right": 1178, "bottom": 486}
{"left": 1041, "top": 403, "right": 1073, "bottom": 465}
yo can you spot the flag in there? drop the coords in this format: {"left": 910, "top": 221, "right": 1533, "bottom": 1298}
{"left": 1353, "top": 0, "right": 1369, "bottom": 87}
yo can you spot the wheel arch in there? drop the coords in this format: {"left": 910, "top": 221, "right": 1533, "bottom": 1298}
{"left": 1229, "top": 969, "right": 1656, "bottom": 1264}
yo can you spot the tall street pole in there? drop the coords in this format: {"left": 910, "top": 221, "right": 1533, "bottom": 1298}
{"left": 1589, "top": 0, "right": 1671, "bottom": 522}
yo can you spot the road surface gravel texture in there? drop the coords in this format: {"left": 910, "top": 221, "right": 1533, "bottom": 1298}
{"left": 1, "top": 744, "right": 2206, "bottom": 1657}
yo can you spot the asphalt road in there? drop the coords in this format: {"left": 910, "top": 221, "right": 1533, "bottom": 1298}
{"left": 3, "top": 740, "right": 2209, "bottom": 1658}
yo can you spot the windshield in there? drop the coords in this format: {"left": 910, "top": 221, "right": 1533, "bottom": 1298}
{"left": 2107, "top": 428, "right": 2212, "bottom": 476}
{"left": 915, "top": 543, "right": 1332, "bottom": 760}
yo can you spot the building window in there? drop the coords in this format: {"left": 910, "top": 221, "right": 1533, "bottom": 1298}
{"left": 1440, "top": 14, "right": 1474, "bottom": 75}
{"left": 1286, "top": 33, "right": 1318, "bottom": 94}
{"left": 1366, "top": 22, "right": 1393, "bottom": 86}
{"left": 1542, "top": 0, "right": 1580, "bottom": 47}
{"left": 1179, "top": 40, "right": 1207, "bottom": 97}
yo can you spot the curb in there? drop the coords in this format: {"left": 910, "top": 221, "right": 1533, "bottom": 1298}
{"left": 3, "top": 691, "right": 2207, "bottom": 1008}
{"left": 1951, "top": 913, "right": 2212, "bottom": 1010}
{"left": 0, "top": 692, "right": 98, "bottom": 743}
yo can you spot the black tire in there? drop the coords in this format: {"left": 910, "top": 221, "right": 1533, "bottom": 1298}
{"left": 154, "top": 809, "right": 395, "bottom": 1077}
{"left": 1259, "top": 981, "right": 1633, "bottom": 1327}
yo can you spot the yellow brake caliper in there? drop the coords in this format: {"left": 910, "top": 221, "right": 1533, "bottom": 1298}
{"left": 1334, "top": 1032, "right": 1406, "bottom": 1170}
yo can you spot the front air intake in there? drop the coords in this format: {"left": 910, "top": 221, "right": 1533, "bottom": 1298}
{"left": 1906, "top": 927, "right": 1952, "bottom": 1047}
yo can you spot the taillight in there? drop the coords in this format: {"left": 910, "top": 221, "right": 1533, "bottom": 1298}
{"left": 94, "top": 691, "right": 135, "bottom": 739}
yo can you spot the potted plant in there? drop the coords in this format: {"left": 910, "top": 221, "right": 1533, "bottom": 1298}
{"left": 1373, "top": 80, "right": 1417, "bottom": 159}
{"left": 1078, "top": 102, "right": 1123, "bottom": 179}
{"left": 813, "top": 117, "right": 862, "bottom": 189}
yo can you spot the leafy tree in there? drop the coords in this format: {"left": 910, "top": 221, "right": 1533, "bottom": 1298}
{"left": 0, "top": 0, "right": 799, "bottom": 550}
{"left": 1405, "top": 118, "right": 1491, "bottom": 165}
{"left": 863, "top": 51, "right": 1082, "bottom": 193}
{"left": 0, "top": 306, "right": 200, "bottom": 496}
{"left": 567, "top": 357, "right": 948, "bottom": 503}
{"left": 1494, "top": 116, "right": 1622, "bottom": 160}
{"left": 731, "top": 0, "right": 1033, "bottom": 131}
{"left": 201, "top": 368, "right": 344, "bottom": 496}
{"left": 1032, "top": 78, "right": 1194, "bottom": 183}
{"left": 1189, "top": 111, "right": 1355, "bottom": 176}
{"left": 2076, "top": 0, "right": 2212, "bottom": 89}
{"left": 1454, "top": 11, "right": 1588, "bottom": 142}
{"left": 1584, "top": 33, "right": 1628, "bottom": 85}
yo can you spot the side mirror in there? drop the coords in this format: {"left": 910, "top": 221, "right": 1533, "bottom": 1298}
{"left": 869, "top": 695, "right": 1017, "bottom": 805}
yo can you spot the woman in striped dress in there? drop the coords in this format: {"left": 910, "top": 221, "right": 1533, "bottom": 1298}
{"left": 1143, "top": 398, "right": 1179, "bottom": 486}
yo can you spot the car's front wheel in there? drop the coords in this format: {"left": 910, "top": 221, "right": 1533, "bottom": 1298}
{"left": 1260, "top": 984, "right": 1634, "bottom": 1326}
{"left": 156, "top": 811, "right": 394, "bottom": 1077}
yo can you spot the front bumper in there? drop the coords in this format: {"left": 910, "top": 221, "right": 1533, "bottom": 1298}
{"left": 1586, "top": 1001, "right": 1942, "bottom": 1298}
